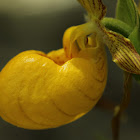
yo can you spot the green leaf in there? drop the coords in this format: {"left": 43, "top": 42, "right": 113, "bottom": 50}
{"left": 129, "top": 16, "right": 140, "bottom": 82}
{"left": 116, "top": 0, "right": 139, "bottom": 28}
{"left": 129, "top": 24, "right": 140, "bottom": 54}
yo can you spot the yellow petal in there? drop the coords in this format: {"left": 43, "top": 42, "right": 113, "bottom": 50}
{"left": 78, "top": 0, "right": 106, "bottom": 20}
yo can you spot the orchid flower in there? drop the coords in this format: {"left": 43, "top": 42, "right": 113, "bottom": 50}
{"left": 0, "top": 0, "right": 140, "bottom": 136}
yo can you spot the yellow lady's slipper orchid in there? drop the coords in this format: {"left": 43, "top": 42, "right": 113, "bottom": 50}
{"left": 0, "top": 0, "right": 138, "bottom": 130}
{"left": 0, "top": 20, "right": 107, "bottom": 129}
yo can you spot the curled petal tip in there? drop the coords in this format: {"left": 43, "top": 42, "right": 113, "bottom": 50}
{"left": 78, "top": 0, "right": 106, "bottom": 20}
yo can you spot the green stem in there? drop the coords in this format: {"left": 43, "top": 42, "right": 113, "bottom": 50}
{"left": 111, "top": 72, "right": 132, "bottom": 140}
{"left": 102, "top": 17, "right": 133, "bottom": 38}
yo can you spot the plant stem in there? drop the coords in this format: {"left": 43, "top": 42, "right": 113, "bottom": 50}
{"left": 111, "top": 72, "right": 132, "bottom": 140}
{"left": 96, "top": 98, "right": 117, "bottom": 112}
{"left": 102, "top": 18, "right": 133, "bottom": 38}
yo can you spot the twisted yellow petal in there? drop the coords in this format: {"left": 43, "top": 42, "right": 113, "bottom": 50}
{"left": 78, "top": 0, "right": 106, "bottom": 20}
{"left": 105, "top": 31, "right": 140, "bottom": 74}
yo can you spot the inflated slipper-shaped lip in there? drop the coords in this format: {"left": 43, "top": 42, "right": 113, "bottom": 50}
{"left": 0, "top": 45, "right": 107, "bottom": 129}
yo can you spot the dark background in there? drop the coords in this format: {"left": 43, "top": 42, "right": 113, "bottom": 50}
{"left": 0, "top": 0, "right": 139, "bottom": 140}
